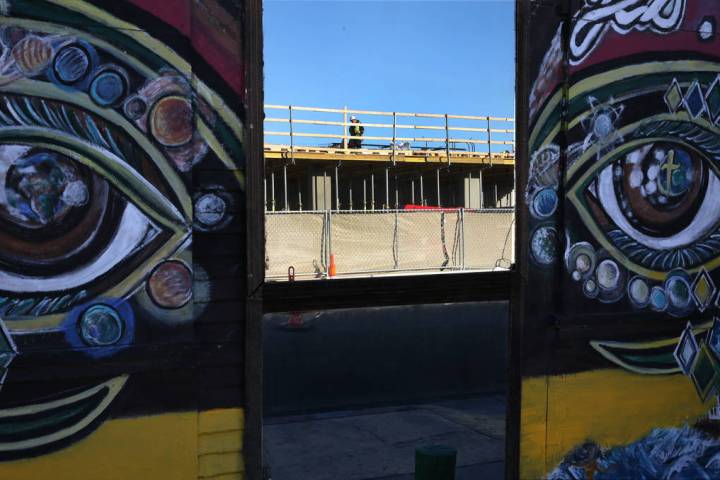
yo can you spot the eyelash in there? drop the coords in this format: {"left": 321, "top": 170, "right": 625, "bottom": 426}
{"left": 608, "top": 228, "right": 720, "bottom": 271}
{"left": 0, "top": 96, "right": 130, "bottom": 164}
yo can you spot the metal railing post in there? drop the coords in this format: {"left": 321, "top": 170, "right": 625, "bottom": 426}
{"left": 289, "top": 105, "right": 295, "bottom": 165}
{"left": 486, "top": 116, "right": 492, "bottom": 167}
{"left": 445, "top": 113, "right": 451, "bottom": 166}
{"left": 392, "top": 112, "right": 397, "bottom": 166}
{"left": 342, "top": 106, "right": 348, "bottom": 150}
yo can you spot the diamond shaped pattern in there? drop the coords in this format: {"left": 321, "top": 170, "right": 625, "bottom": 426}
{"left": 684, "top": 80, "right": 707, "bottom": 119}
{"left": 0, "top": 320, "right": 15, "bottom": 387}
{"left": 705, "top": 75, "right": 720, "bottom": 124}
{"left": 665, "top": 80, "right": 684, "bottom": 113}
{"left": 692, "top": 268, "right": 716, "bottom": 312}
{"left": 690, "top": 343, "right": 720, "bottom": 401}
{"left": 675, "top": 322, "right": 700, "bottom": 375}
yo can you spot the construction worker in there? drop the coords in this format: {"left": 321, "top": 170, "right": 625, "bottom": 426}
{"left": 348, "top": 115, "right": 364, "bottom": 149}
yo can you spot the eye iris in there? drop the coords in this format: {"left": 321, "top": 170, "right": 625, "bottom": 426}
{"left": 616, "top": 143, "right": 706, "bottom": 235}
{"left": 1, "top": 149, "right": 89, "bottom": 228}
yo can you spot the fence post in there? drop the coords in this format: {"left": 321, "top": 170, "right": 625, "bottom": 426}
{"left": 394, "top": 209, "right": 399, "bottom": 270}
{"left": 460, "top": 208, "right": 465, "bottom": 271}
{"left": 342, "top": 106, "right": 348, "bottom": 150}
{"left": 325, "top": 210, "right": 332, "bottom": 277}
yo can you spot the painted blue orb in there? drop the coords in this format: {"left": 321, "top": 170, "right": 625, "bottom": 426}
{"left": 532, "top": 188, "right": 558, "bottom": 219}
{"left": 80, "top": 304, "right": 123, "bottom": 346}
{"left": 530, "top": 226, "right": 558, "bottom": 266}
{"left": 650, "top": 286, "right": 668, "bottom": 312}
{"left": 53, "top": 46, "right": 90, "bottom": 84}
{"left": 89, "top": 70, "right": 126, "bottom": 107}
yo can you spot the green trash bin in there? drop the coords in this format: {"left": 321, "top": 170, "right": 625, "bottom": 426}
{"left": 415, "top": 444, "right": 457, "bottom": 480}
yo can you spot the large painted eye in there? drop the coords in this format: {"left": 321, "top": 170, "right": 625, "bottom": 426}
{"left": 0, "top": 95, "right": 188, "bottom": 319}
{"left": 568, "top": 121, "right": 720, "bottom": 280}
{"left": 593, "top": 142, "right": 720, "bottom": 270}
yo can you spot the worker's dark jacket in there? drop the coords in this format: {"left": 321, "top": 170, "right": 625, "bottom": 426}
{"left": 349, "top": 124, "right": 364, "bottom": 137}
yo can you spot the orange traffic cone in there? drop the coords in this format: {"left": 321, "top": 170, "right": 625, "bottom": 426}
{"left": 329, "top": 254, "right": 337, "bottom": 278}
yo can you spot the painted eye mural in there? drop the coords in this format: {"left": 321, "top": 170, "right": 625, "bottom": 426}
{"left": 0, "top": 1, "right": 247, "bottom": 476}
{"left": 529, "top": 0, "right": 720, "bottom": 316}
{"left": 518, "top": 1, "right": 720, "bottom": 479}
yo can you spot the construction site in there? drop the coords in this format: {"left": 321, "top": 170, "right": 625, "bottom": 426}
{"left": 263, "top": 104, "right": 516, "bottom": 279}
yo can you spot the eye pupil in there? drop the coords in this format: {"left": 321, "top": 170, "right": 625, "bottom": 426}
{"left": 1, "top": 149, "right": 89, "bottom": 227}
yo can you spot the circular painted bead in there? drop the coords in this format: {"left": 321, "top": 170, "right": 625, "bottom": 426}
{"left": 53, "top": 46, "right": 90, "bottom": 84}
{"left": 80, "top": 304, "right": 123, "bottom": 346}
{"left": 147, "top": 260, "right": 192, "bottom": 309}
{"left": 90, "top": 70, "right": 126, "bottom": 107}
{"left": 149, "top": 95, "right": 194, "bottom": 147}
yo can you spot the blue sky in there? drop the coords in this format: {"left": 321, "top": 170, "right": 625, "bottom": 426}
{"left": 263, "top": 1, "right": 515, "bottom": 117}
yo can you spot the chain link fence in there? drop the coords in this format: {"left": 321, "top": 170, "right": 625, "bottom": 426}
{"left": 265, "top": 209, "right": 514, "bottom": 280}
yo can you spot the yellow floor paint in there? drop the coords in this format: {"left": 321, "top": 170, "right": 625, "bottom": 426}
{"left": 0, "top": 408, "right": 245, "bottom": 480}
{"left": 520, "top": 369, "right": 714, "bottom": 479}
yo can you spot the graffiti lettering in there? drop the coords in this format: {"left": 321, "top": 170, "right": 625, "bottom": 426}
{"left": 570, "top": 0, "right": 686, "bottom": 64}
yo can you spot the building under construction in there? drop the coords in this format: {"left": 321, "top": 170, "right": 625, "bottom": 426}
{"left": 263, "top": 105, "right": 516, "bottom": 211}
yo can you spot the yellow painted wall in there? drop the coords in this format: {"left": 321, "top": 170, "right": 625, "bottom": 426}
{"left": 0, "top": 408, "right": 244, "bottom": 480}
{"left": 520, "top": 369, "right": 713, "bottom": 479}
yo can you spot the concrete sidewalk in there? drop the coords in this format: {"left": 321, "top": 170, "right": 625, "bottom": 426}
{"left": 264, "top": 395, "right": 506, "bottom": 480}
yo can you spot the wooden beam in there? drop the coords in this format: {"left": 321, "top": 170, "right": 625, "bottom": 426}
{"left": 263, "top": 270, "right": 513, "bottom": 313}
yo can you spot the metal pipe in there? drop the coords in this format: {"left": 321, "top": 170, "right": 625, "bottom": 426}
{"left": 283, "top": 163, "right": 288, "bottom": 211}
{"left": 322, "top": 169, "right": 327, "bottom": 211}
{"left": 271, "top": 170, "right": 276, "bottom": 212}
{"left": 264, "top": 176, "right": 267, "bottom": 212}
{"left": 371, "top": 171, "right": 375, "bottom": 211}
{"left": 363, "top": 178, "right": 367, "bottom": 210}
{"left": 436, "top": 168, "right": 441, "bottom": 207}
{"left": 335, "top": 163, "right": 340, "bottom": 211}
{"left": 394, "top": 174, "right": 399, "bottom": 209}
{"left": 420, "top": 174, "right": 424, "bottom": 206}
{"left": 411, "top": 178, "right": 415, "bottom": 205}
{"left": 298, "top": 178, "right": 303, "bottom": 211}
{"left": 385, "top": 167, "right": 390, "bottom": 210}
{"left": 494, "top": 183, "right": 498, "bottom": 208}
{"left": 467, "top": 172, "right": 472, "bottom": 208}
{"left": 479, "top": 169, "right": 484, "bottom": 208}
{"left": 349, "top": 180, "right": 353, "bottom": 210}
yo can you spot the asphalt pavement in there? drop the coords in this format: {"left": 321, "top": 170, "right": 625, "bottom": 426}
{"left": 264, "top": 395, "right": 506, "bottom": 480}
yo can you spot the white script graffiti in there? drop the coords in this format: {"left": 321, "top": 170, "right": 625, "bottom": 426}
{"left": 570, "top": 0, "right": 686, "bottom": 65}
